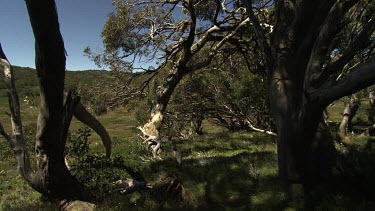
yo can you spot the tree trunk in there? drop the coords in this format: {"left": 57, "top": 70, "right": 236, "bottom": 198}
{"left": 339, "top": 98, "right": 359, "bottom": 136}
{"left": 369, "top": 90, "right": 375, "bottom": 107}
{"left": 367, "top": 90, "right": 375, "bottom": 122}
{"left": 269, "top": 68, "right": 335, "bottom": 191}
{"left": 273, "top": 108, "right": 335, "bottom": 188}
{"left": 191, "top": 115, "right": 204, "bottom": 135}
{"left": 339, "top": 102, "right": 351, "bottom": 135}
{"left": 139, "top": 67, "right": 184, "bottom": 158}
{"left": 0, "top": 0, "right": 93, "bottom": 201}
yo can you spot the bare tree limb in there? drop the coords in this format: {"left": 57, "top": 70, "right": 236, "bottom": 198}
{"left": 304, "top": 0, "right": 359, "bottom": 89}
{"left": 242, "top": 0, "right": 273, "bottom": 71}
{"left": 188, "top": 18, "right": 250, "bottom": 72}
{"left": 245, "top": 120, "right": 277, "bottom": 136}
{"left": 314, "top": 55, "right": 375, "bottom": 106}
{"left": 316, "top": 17, "right": 375, "bottom": 84}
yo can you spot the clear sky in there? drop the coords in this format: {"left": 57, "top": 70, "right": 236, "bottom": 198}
{"left": 0, "top": 0, "right": 114, "bottom": 70}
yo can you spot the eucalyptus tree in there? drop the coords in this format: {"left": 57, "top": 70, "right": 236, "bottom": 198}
{"left": 88, "top": 0, "right": 375, "bottom": 189}
{"left": 89, "top": 0, "right": 255, "bottom": 157}
{"left": 242, "top": 0, "right": 375, "bottom": 187}
{"left": 0, "top": 0, "right": 111, "bottom": 201}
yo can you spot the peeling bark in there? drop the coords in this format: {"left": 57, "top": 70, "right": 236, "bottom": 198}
{"left": 0, "top": 44, "right": 34, "bottom": 184}
{"left": 138, "top": 68, "right": 183, "bottom": 158}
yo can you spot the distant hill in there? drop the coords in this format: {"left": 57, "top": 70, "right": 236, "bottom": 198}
{"left": 0, "top": 66, "right": 118, "bottom": 98}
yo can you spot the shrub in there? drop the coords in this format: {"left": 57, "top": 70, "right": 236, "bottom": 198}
{"left": 66, "top": 127, "right": 138, "bottom": 198}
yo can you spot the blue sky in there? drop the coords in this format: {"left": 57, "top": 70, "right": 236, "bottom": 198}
{"left": 0, "top": 0, "right": 114, "bottom": 70}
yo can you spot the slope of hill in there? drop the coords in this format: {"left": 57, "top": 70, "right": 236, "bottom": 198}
{"left": 0, "top": 66, "right": 118, "bottom": 97}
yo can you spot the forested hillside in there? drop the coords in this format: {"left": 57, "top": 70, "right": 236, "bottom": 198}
{"left": 0, "top": 66, "right": 116, "bottom": 97}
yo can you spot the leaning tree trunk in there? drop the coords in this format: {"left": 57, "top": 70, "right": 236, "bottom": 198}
{"left": 138, "top": 67, "right": 184, "bottom": 158}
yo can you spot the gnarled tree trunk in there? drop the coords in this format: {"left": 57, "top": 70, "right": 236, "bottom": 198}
{"left": 138, "top": 67, "right": 184, "bottom": 158}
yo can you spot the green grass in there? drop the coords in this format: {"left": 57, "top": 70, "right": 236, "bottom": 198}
{"left": 326, "top": 99, "right": 371, "bottom": 125}
{"left": 0, "top": 160, "right": 58, "bottom": 210}
{"left": 1, "top": 68, "right": 375, "bottom": 210}
{"left": 0, "top": 96, "right": 289, "bottom": 209}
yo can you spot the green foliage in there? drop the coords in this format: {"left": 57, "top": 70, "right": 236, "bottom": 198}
{"left": 66, "top": 127, "right": 91, "bottom": 157}
{"left": 2, "top": 61, "right": 375, "bottom": 210}
{"left": 128, "top": 98, "right": 152, "bottom": 125}
{"left": 70, "top": 154, "right": 132, "bottom": 199}
{"left": 169, "top": 56, "right": 273, "bottom": 133}
{"left": 66, "top": 128, "right": 140, "bottom": 199}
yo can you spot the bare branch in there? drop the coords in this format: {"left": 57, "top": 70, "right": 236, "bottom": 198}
{"left": 315, "top": 17, "right": 375, "bottom": 84}
{"left": 245, "top": 120, "right": 277, "bottom": 136}
{"left": 314, "top": 56, "right": 375, "bottom": 106}
{"left": 242, "top": 0, "right": 273, "bottom": 71}
{"left": 0, "top": 121, "right": 11, "bottom": 143}
{"left": 188, "top": 18, "right": 250, "bottom": 72}
{"left": 304, "top": 0, "right": 359, "bottom": 89}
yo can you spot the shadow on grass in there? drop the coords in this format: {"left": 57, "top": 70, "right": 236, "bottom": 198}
{"left": 140, "top": 150, "right": 291, "bottom": 210}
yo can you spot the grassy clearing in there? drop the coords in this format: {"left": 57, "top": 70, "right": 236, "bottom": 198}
{"left": 1, "top": 95, "right": 375, "bottom": 210}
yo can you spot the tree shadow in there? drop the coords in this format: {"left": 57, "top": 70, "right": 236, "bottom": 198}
{"left": 143, "top": 150, "right": 291, "bottom": 210}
